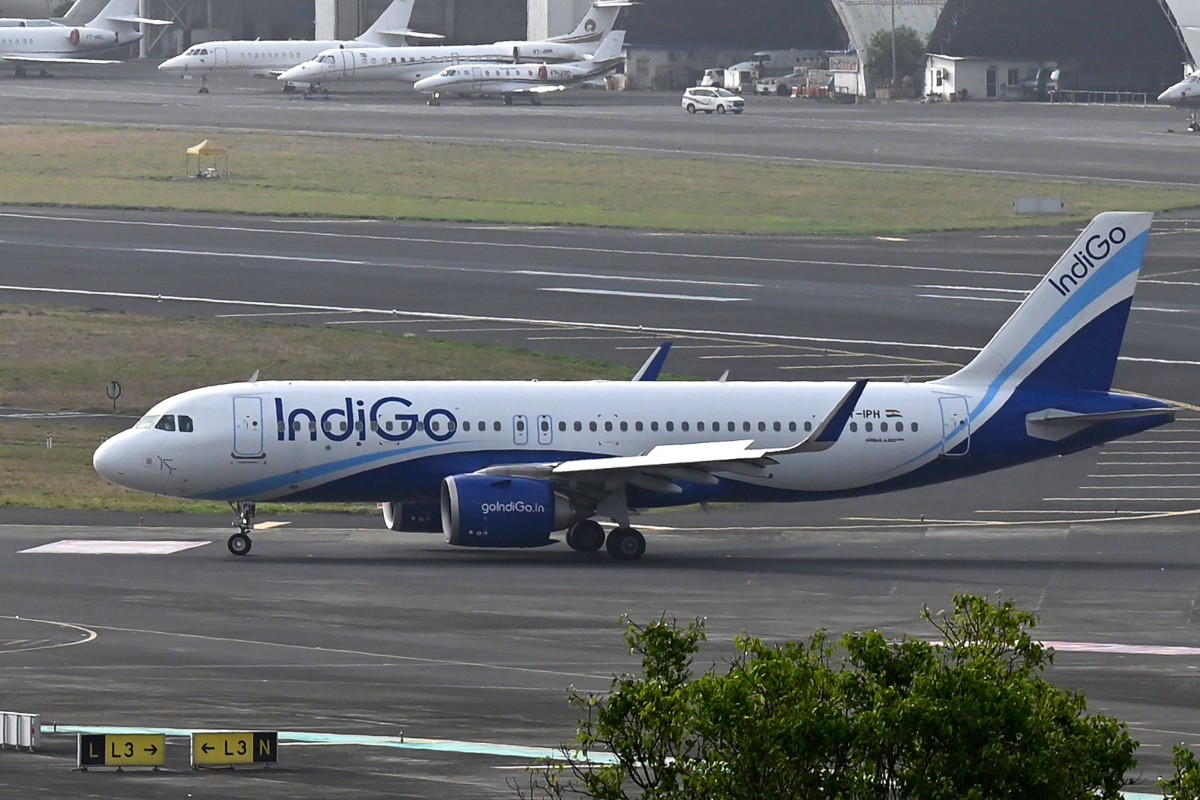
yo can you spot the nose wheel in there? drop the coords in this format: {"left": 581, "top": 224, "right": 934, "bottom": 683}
{"left": 228, "top": 501, "right": 256, "bottom": 556}
{"left": 227, "top": 532, "right": 252, "bottom": 555}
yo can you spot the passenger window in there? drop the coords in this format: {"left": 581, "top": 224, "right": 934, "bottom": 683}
{"left": 865, "top": 422, "right": 873, "bottom": 432}
{"left": 589, "top": 421, "right": 598, "bottom": 432}
{"left": 666, "top": 421, "right": 675, "bottom": 432}
{"left": 680, "top": 422, "right": 689, "bottom": 432}
{"left": 650, "top": 422, "right": 659, "bottom": 432}
{"left": 574, "top": 421, "right": 582, "bottom": 432}
{"left": 896, "top": 422, "right": 904, "bottom": 432}
{"left": 516, "top": 419, "right": 525, "bottom": 432}
{"left": 604, "top": 422, "right": 613, "bottom": 432}
{"left": 789, "top": 422, "right": 797, "bottom": 432}
{"left": 804, "top": 421, "right": 812, "bottom": 432}
{"left": 463, "top": 421, "right": 471, "bottom": 432}
{"left": 635, "top": 421, "right": 643, "bottom": 432}
{"left": 727, "top": 422, "right": 735, "bottom": 432}
{"left": 850, "top": 422, "right": 858, "bottom": 432}
{"left": 773, "top": 422, "right": 781, "bottom": 432}
{"left": 540, "top": 419, "right": 549, "bottom": 432}
{"left": 558, "top": 421, "right": 566, "bottom": 432}
{"left": 620, "top": 421, "right": 628, "bottom": 432}
{"left": 179, "top": 416, "right": 194, "bottom": 433}
{"left": 911, "top": 422, "right": 919, "bottom": 432}
{"left": 155, "top": 415, "right": 176, "bottom": 432}
{"left": 757, "top": 422, "right": 766, "bottom": 432}
{"left": 493, "top": 421, "right": 501, "bottom": 432}
{"left": 880, "top": 422, "right": 888, "bottom": 432}
{"left": 742, "top": 422, "right": 751, "bottom": 432}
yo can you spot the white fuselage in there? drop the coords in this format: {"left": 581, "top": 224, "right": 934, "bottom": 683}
{"left": 158, "top": 40, "right": 387, "bottom": 77}
{"left": 93, "top": 379, "right": 954, "bottom": 504}
{"left": 0, "top": 19, "right": 119, "bottom": 58}
{"left": 277, "top": 40, "right": 597, "bottom": 86}
{"left": 1158, "top": 70, "right": 1200, "bottom": 106}
{"left": 413, "top": 56, "right": 618, "bottom": 96}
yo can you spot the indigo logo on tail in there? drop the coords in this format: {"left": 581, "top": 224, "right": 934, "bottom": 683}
{"left": 1046, "top": 226, "right": 1127, "bottom": 297}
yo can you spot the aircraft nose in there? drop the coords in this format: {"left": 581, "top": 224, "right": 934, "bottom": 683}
{"left": 93, "top": 434, "right": 131, "bottom": 485}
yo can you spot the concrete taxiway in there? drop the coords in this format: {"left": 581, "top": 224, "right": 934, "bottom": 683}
{"left": 2, "top": 513, "right": 1200, "bottom": 797}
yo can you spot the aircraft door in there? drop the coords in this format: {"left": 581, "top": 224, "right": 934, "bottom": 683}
{"left": 214, "top": 47, "right": 228, "bottom": 67}
{"left": 471, "top": 66, "right": 482, "bottom": 90}
{"left": 536, "top": 414, "right": 553, "bottom": 446}
{"left": 938, "top": 395, "right": 970, "bottom": 457}
{"left": 342, "top": 50, "right": 354, "bottom": 77}
{"left": 513, "top": 414, "right": 529, "bottom": 446}
{"left": 232, "top": 396, "right": 266, "bottom": 459}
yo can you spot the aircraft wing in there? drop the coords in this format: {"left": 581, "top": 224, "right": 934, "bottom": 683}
{"left": 480, "top": 380, "right": 866, "bottom": 495}
{"left": 2, "top": 54, "right": 121, "bottom": 64}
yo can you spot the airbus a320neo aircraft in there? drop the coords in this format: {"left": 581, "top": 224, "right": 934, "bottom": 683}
{"left": 93, "top": 212, "right": 1175, "bottom": 561}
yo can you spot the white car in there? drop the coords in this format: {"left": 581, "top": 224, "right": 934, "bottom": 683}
{"left": 682, "top": 87, "right": 745, "bottom": 115}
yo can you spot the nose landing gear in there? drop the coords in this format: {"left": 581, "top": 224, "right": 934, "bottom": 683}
{"left": 227, "top": 501, "right": 256, "bottom": 555}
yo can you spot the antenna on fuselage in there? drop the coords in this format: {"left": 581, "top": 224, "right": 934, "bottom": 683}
{"left": 248, "top": 370, "right": 260, "bottom": 383}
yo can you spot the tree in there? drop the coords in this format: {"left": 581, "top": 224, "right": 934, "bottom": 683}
{"left": 520, "top": 595, "right": 1137, "bottom": 800}
{"left": 1160, "top": 744, "right": 1200, "bottom": 799}
{"left": 864, "top": 25, "right": 926, "bottom": 88}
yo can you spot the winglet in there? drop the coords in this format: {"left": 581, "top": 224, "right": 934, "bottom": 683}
{"left": 771, "top": 379, "right": 867, "bottom": 455}
{"left": 632, "top": 342, "right": 672, "bottom": 382}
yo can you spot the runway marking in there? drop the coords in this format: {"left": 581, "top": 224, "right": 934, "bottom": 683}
{"left": 0, "top": 284, "right": 985, "bottom": 353}
{"left": 0, "top": 210, "right": 1041, "bottom": 278}
{"left": 1076, "top": 485, "right": 1199, "bottom": 490}
{"left": 976, "top": 509, "right": 1145, "bottom": 515}
{"left": 1097, "top": 461, "right": 1200, "bottom": 466}
{"left": 514, "top": 269, "right": 760, "bottom": 289}
{"left": 918, "top": 294, "right": 1020, "bottom": 304}
{"left": 1045, "top": 641, "right": 1200, "bottom": 657}
{"left": 134, "top": 247, "right": 369, "bottom": 266}
{"left": 1043, "top": 497, "right": 1200, "bottom": 502}
{"left": 0, "top": 615, "right": 96, "bottom": 653}
{"left": 1088, "top": 473, "right": 1200, "bottom": 478}
{"left": 75, "top": 622, "right": 611, "bottom": 681}
{"left": 539, "top": 287, "right": 748, "bottom": 302}
{"left": 916, "top": 284, "right": 1027, "bottom": 294}
{"left": 19, "top": 540, "right": 211, "bottom": 555}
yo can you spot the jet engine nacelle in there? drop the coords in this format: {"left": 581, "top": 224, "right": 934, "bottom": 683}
{"left": 381, "top": 501, "right": 442, "bottom": 532}
{"left": 441, "top": 474, "right": 583, "bottom": 548}
{"left": 512, "top": 43, "right": 580, "bottom": 63}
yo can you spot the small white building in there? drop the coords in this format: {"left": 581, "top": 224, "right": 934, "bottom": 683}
{"left": 925, "top": 54, "right": 1051, "bottom": 100}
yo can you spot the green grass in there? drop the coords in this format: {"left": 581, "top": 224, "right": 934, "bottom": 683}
{"left": 0, "top": 124, "right": 1195, "bottom": 234}
{"left": 0, "top": 305, "right": 631, "bottom": 512}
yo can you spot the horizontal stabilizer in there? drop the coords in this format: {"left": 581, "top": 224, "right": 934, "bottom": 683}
{"left": 377, "top": 28, "right": 443, "bottom": 39}
{"left": 109, "top": 15, "right": 172, "bottom": 25}
{"left": 1026, "top": 406, "right": 1176, "bottom": 441}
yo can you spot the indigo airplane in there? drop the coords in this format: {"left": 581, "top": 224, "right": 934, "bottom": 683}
{"left": 93, "top": 212, "right": 1174, "bottom": 561}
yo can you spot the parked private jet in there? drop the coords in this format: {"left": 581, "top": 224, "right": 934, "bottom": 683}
{"left": 1157, "top": 68, "right": 1200, "bottom": 130}
{"left": 157, "top": 0, "right": 435, "bottom": 92}
{"left": 0, "top": 0, "right": 169, "bottom": 76}
{"left": 415, "top": 29, "right": 625, "bottom": 105}
{"left": 275, "top": 0, "right": 630, "bottom": 95}
{"left": 93, "top": 213, "right": 1175, "bottom": 561}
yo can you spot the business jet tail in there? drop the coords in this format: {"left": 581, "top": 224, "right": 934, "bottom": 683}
{"left": 935, "top": 211, "right": 1152, "bottom": 394}
{"left": 89, "top": 0, "right": 171, "bottom": 32}
{"left": 550, "top": 0, "right": 632, "bottom": 48}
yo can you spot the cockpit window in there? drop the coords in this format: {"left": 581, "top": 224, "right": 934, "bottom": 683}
{"left": 155, "top": 415, "right": 176, "bottom": 432}
{"left": 321, "top": 55, "right": 334, "bottom": 65}
{"left": 179, "top": 415, "right": 194, "bottom": 433}
{"left": 134, "top": 414, "right": 160, "bottom": 430}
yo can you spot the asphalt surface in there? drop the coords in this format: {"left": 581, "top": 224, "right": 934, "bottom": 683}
{"left": 1, "top": 60, "right": 1199, "bottom": 798}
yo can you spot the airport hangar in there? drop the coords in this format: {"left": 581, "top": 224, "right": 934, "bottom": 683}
{"left": 133, "top": 0, "right": 1196, "bottom": 94}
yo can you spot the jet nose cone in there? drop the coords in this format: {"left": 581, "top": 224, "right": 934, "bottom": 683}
{"left": 93, "top": 435, "right": 129, "bottom": 485}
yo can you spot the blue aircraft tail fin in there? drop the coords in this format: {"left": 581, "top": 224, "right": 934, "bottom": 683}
{"left": 935, "top": 211, "right": 1152, "bottom": 394}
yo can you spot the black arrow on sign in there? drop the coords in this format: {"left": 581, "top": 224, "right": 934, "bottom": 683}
{"left": 145, "top": 744, "right": 158, "bottom": 755}
{"left": 201, "top": 743, "right": 214, "bottom": 753}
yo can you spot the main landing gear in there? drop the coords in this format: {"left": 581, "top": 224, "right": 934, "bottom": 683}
{"left": 565, "top": 520, "right": 646, "bottom": 561}
{"left": 227, "top": 501, "right": 255, "bottom": 555}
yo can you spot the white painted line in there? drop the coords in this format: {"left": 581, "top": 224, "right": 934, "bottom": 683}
{"left": 514, "top": 269, "right": 760, "bottom": 289}
{"left": 539, "top": 287, "right": 748, "bottom": 302}
{"left": 977, "top": 509, "right": 1144, "bottom": 515}
{"left": 1097, "top": 461, "right": 1200, "bottom": 466}
{"left": 917, "top": 294, "right": 1021, "bottom": 304}
{"left": 1, "top": 284, "right": 1178, "bottom": 365}
{"left": 1076, "top": 485, "right": 1199, "bottom": 490}
{"left": 1043, "top": 497, "right": 1200, "bottom": 502}
{"left": 0, "top": 210, "right": 1033, "bottom": 277}
{"left": 1045, "top": 641, "right": 1200, "bottom": 657}
{"left": 133, "top": 247, "right": 368, "bottom": 266}
{"left": 1087, "top": 473, "right": 1200, "bottom": 478}
{"left": 916, "top": 284, "right": 1028, "bottom": 294}
{"left": 20, "top": 540, "right": 210, "bottom": 555}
